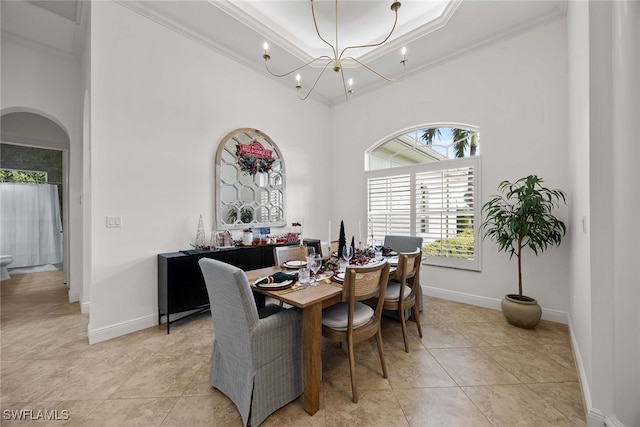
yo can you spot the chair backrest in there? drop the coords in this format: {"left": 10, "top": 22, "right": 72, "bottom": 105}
{"left": 329, "top": 241, "right": 339, "bottom": 255}
{"left": 198, "top": 258, "right": 259, "bottom": 355}
{"left": 396, "top": 248, "right": 422, "bottom": 294}
{"left": 273, "top": 245, "right": 306, "bottom": 266}
{"left": 383, "top": 235, "right": 424, "bottom": 253}
{"left": 342, "top": 262, "right": 390, "bottom": 324}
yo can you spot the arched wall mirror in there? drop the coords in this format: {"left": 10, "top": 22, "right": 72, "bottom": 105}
{"left": 215, "top": 128, "right": 286, "bottom": 229}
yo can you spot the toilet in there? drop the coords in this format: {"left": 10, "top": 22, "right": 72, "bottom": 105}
{"left": 0, "top": 255, "right": 14, "bottom": 280}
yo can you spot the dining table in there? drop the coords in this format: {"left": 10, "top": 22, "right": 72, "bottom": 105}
{"left": 245, "top": 259, "right": 397, "bottom": 416}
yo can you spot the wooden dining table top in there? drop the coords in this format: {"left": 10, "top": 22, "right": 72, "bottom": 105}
{"left": 246, "top": 262, "right": 397, "bottom": 308}
{"left": 246, "top": 266, "right": 343, "bottom": 308}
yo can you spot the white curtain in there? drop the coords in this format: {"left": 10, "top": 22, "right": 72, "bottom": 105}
{"left": 0, "top": 182, "right": 63, "bottom": 268}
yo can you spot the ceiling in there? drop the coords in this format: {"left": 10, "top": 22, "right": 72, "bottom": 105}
{"left": 1, "top": 0, "right": 567, "bottom": 106}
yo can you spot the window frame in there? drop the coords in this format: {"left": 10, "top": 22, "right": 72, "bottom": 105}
{"left": 366, "top": 155, "right": 482, "bottom": 271}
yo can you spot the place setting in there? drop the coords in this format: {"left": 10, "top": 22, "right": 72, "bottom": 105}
{"left": 252, "top": 271, "right": 298, "bottom": 291}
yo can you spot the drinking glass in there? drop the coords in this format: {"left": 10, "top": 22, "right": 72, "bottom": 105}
{"left": 342, "top": 246, "right": 354, "bottom": 264}
{"left": 374, "top": 240, "right": 384, "bottom": 262}
{"left": 298, "top": 267, "right": 310, "bottom": 286}
{"left": 309, "top": 255, "right": 322, "bottom": 286}
{"left": 305, "top": 246, "right": 315, "bottom": 258}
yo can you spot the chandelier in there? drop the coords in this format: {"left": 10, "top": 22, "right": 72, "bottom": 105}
{"left": 262, "top": 0, "right": 407, "bottom": 102}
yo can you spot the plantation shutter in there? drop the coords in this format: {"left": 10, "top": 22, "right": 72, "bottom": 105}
{"left": 367, "top": 174, "right": 411, "bottom": 242}
{"left": 415, "top": 166, "right": 475, "bottom": 260}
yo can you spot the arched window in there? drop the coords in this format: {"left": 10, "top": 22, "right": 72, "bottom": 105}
{"left": 366, "top": 125, "right": 481, "bottom": 270}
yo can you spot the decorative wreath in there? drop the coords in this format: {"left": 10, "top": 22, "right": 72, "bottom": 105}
{"left": 236, "top": 143, "right": 275, "bottom": 176}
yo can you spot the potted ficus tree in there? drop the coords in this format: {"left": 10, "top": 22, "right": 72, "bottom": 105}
{"left": 481, "top": 175, "right": 567, "bottom": 328}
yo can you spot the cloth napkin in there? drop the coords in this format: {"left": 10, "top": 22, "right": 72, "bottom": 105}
{"left": 255, "top": 272, "right": 297, "bottom": 285}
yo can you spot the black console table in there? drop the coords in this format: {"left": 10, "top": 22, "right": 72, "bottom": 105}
{"left": 158, "top": 238, "right": 321, "bottom": 333}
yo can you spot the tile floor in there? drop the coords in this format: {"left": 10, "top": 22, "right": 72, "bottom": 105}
{"left": 1, "top": 271, "right": 586, "bottom": 426}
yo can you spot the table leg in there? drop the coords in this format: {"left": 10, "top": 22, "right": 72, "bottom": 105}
{"left": 302, "top": 302, "right": 322, "bottom": 415}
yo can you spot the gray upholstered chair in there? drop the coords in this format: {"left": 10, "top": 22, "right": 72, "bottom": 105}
{"left": 383, "top": 235, "right": 424, "bottom": 254}
{"left": 383, "top": 235, "right": 425, "bottom": 314}
{"left": 198, "top": 258, "right": 303, "bottom": 426}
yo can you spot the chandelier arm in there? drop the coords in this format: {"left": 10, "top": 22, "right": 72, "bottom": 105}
{"left": 264, "top": 55, "right": 334, "bottom": 78}
{"left": 344, "top": 56, "right": 406, "bottom": 82}
{"left": 339, "top": 66, "right": 350, "bottom": 102}
{"left": 338, "top": 9, "right": 399, "bottom": 59}
{"left": 297, "top": 60, "right": 333, "bottom": 101}
{"left": 310, "top": 0, "right": 338, "bottom": 59}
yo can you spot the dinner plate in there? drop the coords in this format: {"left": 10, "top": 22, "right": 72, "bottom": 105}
{"left": 331, "top": 272, "right": 345, "bottom": 283}
{"left": 283, "top": 260, "right": 306, "bottom": 269}
{"left": 253, "top": 279, "right": 294, "bottom": 290}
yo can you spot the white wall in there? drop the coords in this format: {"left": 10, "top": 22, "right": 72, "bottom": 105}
{"left": 88, "top": 1, "right": 331, "bottom": 342}
{"left": 330, "top": 19, "right": 570, "bottom": 317}
{"left": 568, "top": 2, "right": 640, "bottom": 426}
{"left": 80, "top": 4, "right": 92, "bottom": 314}
{"left": 566, "top": 0, "right": 594, "bottom": 420}
{"left": 0, "top": 34, "right": 83, "bottom": 305}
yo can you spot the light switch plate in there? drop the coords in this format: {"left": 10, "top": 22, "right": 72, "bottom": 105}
{"left": 106, "top": 216, "right": 122, "bottom": 228}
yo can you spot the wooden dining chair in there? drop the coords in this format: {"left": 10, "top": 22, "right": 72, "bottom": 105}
{"left": 321, "top": 261, "right": 390, "bottom": 403}
{"left": 381, "top": 248, "right": 423, "bottom": 352}
{"left": 273, "top": 245, "right": 306, "bottom": 266}
{"left": 382, "top": 235, "right": 425, "bottom": 314}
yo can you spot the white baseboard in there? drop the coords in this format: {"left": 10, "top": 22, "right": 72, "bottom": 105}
{"left": 88, "top": 313, "right": 157, "bottom": 344}
{"left": 422, "top": 285, "right": 569, "bottom": 324}
{"left": 423, "top": 285, "right": 501, "bottom": 310}
{"left": 80, "top": 301, "right": 90, "bottom": 314}
{"left": 604, "top": 415, "right": 627, "bottom": 427}
{"left": 567, "top": 317, "right": 606, "bottom": 427}
{"left": 68, "top": 291, "right": 79, "bottom": 303}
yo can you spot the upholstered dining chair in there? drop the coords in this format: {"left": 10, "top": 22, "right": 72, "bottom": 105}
{"left": 383, "top": 235, "right": 424, "bottom": 313}
{"left": 273, "top": 245, "right": 306, "bottom": 266}
{"left": 380, "top": 248, "right": 424, "bottom": 352}
{"left": 383, "top": 235, "right": 424, "bottom": 254}
{"left": 321, "top": 261, "right": 390, "bottom": 403}
{"left": 198, "top": 258, "right": 303, "bottom": 427}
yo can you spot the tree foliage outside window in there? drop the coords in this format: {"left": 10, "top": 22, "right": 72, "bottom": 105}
{"left": 0, "top": 169, "right": 47, "bottom": 183}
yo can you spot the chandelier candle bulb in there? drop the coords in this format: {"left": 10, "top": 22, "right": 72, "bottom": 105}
{"left": 401, "top": 47, "right": 406, "bottom": 61}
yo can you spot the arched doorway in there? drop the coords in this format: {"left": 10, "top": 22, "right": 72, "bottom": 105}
{"left": 0, "top": 111, "right": 70, "bottom": 284}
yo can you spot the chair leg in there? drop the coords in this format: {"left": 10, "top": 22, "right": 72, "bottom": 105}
{"left": 412, "top": 304, "right": 423, "bottom": 338}
{"left": 375, "top": 330, "right": 388, "bottom": 379}
{"left": 347, "top": 338, "right": 358, "bottom": 403}
{"left": 399, "top": 307, "right": 410, "bottom": 352}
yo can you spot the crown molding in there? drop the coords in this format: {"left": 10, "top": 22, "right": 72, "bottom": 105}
{"left": 114, "top": 1, "right": 331, "bottom": 105}
{"left": 333, "top": 3, "right": 567, "bottom": 106}
{"left": 1, "top": 30, "right": 78, "bottom": 63}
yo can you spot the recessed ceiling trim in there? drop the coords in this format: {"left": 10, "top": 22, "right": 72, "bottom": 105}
{"left": 355, "top": 0, "right": 462, "bottom": 65}
{"left": 209, "top": 0, "right": 313, "bottom": 63}
{"left": 210, "top": 0, "right": 459, "bottom": 66}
